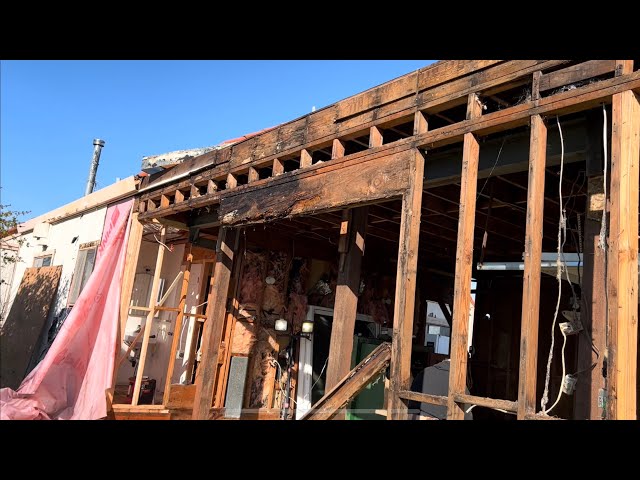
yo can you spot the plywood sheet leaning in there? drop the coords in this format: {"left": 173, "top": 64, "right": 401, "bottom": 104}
{"left": 0, "top": 266, "right": 62, "bottom": 389}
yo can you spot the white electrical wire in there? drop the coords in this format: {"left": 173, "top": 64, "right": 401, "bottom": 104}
{"left": 153, "top": 233, "right": 173, "bottom": 252}
{"left": 464, "top": 404, "right": 517, "bottom": 415}
{"left": 598, "top": 104, "right": 608, "bottom": 251}
{"left": 541, "top": 116, "right": 567, "bottom": 414}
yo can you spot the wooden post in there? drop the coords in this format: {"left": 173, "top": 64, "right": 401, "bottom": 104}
{"left": 607, "top": 87, "right": 640, "bottom": 420}
{"left": 447, "top": 93, "right": 482, "bottom": 420}
{"left": 162, "top": 247, "right": 194, "bottom": 405}
{"left": 516, "top": 114, "right": 547, "bottom": 419}
{"left": 388, "top": 148, "right": 425, "bottom": 420}
{"left": 192, "top": 228, "right": 240, "bottom": 419}
{"left": 119, "top": 211, "right": 144, "bottom": 345}
{"left": 185, "top": 261, "right": 213, "bottom": 382}
{"left": 325, "top": 206, "right": 368, "bottom": 394}
{"left": 131, "top": 226, "right": 167, "bottom": 406}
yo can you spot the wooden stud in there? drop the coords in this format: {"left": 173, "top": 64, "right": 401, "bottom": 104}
{"left": 192, "top": 228, "right": 240, "bottom": 419}
{"left": 413, "top": 111, "right": 429, "bottom": 135}
{"left": 207, "top": 179, "right": 217, "bottom": 194}
{"left": 248, "top": 166, "right": 259, "bottom": 183}
{"left": 447, "top": 93, "right": 482, "bottom": 420}
{"left": 326, "top": 206, "right": 368, "bottom": 399}
{"left": 369, "top": 126, "right": 383, "bottom": 147}
{"left": 614, "top": 60, "right": 634, "bottom": 77}
{"left": 119, "top": 211, "right": 144, "bottom": 345}
{"left": 300, "top": 149, "right": 312, "bottom": 168}
{"left": 516, "top": 114, "right": 547, "bottom": 419}
{"left": 226, "top": 173, "right": 237, "bottom": 190}
{"left": 185, "top": 261, "right": 213, "bottom": 382}
{"left": 147, "top": 199, "right": 157, "bottom": 211}
{"left": 160, "top": 194, "right": 170, "bottom": 208}
{"left": 332, "top": 139, "right": 346, "bottom": 159}
{"left": 532, "top": 71, "right": 542, "bottom": 102}
{"left": 213, "top": 237, "right": 246, "bottom": 409}
{"left": 132, "top": 226, "right": 167, "bottom": 406}
{"left": 388, "top": 148, "right": 425, "bottom": 420}
{"left": 191, "top": 184, "right": 200, "bottom": 199}
{"left": 607, "top": 88, "right": 639, "bottom": 420}
{"left": 175, "top": 190, "right": 185, "bottom": 203}
{"left": 162, "top": 248, "right": 194, "bottom": 406}
{"left": 273, "top": 158, "right": 284, "bottom": 176}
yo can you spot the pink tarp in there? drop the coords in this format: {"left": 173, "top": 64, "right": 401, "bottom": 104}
{"left": 0, "top": 199, "right": 133, "bottom": 420}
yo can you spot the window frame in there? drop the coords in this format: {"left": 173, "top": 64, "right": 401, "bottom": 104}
{"left": 33, "top": 252, "right": 54, "bottom": 268}
{"left": 67, "top": 241, "right": 100, "bottom": 307}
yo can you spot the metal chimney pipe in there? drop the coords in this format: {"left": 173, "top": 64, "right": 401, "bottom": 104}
{"left": 85, "top": 138, "right": 105, "bottom": 196}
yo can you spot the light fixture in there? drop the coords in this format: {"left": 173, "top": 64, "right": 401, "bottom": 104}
{"left": 301, "top": 319, "right": 314, "bottom": 334}
{"left": 275, "top": 318, "right": 288, "bottom": 332}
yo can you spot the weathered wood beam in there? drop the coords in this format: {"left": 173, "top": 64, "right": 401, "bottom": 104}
{"left": 388, "top": 149, "right": 425, "bottom": 420}
{"left": 119, "top": 211, "right": 144, "bottom": 346}
{"left": 539, "top": 60, "right": 616, "bottom": 93}
{"left": 607, "top": 84, "right": 639, "bottom": 420}
{"left": 397, "top": 390, "right": 448, "bottom": 406}
{"left": 454, "top": 393, "right": 518, "bottom": 413}
{"left": 517, "top": 114, "right": 547, "bottom": 419}
{"left": 326, "top": 207, "right": 368, "bottom": 400}
{"left": 219, "top": 147, "right": 413, "bottom": 226}
{"left": 574, "top": 111, "right": 607, "bottom": 420}
{"left": 132, "top": 226, "right": 167, "bottom": 405}
{"left": 192, "top": 228, "right": 240, "bottom": 419}
{"left": 447, "top": 94, "right": 482, "bottom": 420}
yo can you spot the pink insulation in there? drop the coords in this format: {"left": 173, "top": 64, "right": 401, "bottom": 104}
{"left": 238, "top": 251, "right": 266, "bottom": 306}
{"left": 261, "top": 251, "right": 291, "bottom": 315}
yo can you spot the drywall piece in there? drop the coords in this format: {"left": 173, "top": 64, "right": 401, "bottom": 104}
{"left": 224, "top": 356, "right": 249, "bottom": 418}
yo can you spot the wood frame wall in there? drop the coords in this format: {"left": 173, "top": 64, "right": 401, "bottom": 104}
{"left": 128, "top": 60, "right": 639, "bottom": 420}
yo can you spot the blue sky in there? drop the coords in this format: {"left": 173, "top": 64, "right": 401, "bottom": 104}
{"left": 1, "top": 60, "right": 434, "bottom": 220}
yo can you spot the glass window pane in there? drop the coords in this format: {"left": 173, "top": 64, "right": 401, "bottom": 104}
{"left": 68, "top": 249, "right": 88, "bottom": 305}
{"left": 41, "top": 256, "right": 52, "bottom": 267}
{"left": 428, "top": 325, "right": 440, "bottom": 335}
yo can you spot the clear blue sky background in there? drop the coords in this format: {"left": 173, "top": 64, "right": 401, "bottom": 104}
{"left": 1, "top": 60, "right": 434, "bottom": 221}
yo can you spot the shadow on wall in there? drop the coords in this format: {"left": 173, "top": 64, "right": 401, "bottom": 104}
{"left": 0, "top": 266, "right": 62, "bottom": 390}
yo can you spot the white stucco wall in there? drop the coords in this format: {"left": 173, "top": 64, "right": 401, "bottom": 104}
{"left": 1, "top": 208, "right": 108, "bottom": 330}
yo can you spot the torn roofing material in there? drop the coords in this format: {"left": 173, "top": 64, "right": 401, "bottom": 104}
{"left": 140, "top": 126, "right": 278, "bottom": 176}
{"left": 141, "top": 146, "right": 218, "bottom": 174}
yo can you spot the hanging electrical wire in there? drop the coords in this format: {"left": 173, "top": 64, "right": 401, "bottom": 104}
{"left": 598, "top": 104, "right": 608, "bottom": 251}
{"left": 541, "top": 115, "right": 568, "bottom": 414}
{"left": 154, "top": 233, "right": 173, "bottom": 252}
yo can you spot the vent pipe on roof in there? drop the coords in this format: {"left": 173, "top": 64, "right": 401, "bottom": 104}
{"left": 85, "top": 138, "right": 105, "bottom": 196}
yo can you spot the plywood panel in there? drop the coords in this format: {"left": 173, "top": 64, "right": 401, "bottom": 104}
{"left": 0, "top": 266, "right": 62, "bottom": 389}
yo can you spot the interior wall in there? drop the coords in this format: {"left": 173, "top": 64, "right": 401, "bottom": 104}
{"left": 116, "top": 241, "right": 185, "bottom": 393}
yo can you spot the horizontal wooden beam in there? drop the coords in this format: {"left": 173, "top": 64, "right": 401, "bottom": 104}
{"left": 397, "top": 390, "right": 448, "bottom": 406}
{"left": 219, "top": 148, "right": 413, "bottom": 226}
{"left": 453, "top": 393, "right": 518, "bottom": 413}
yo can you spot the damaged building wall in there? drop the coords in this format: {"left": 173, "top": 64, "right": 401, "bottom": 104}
{"left": 1, "top": 207, "right": 109, "bottom": 376}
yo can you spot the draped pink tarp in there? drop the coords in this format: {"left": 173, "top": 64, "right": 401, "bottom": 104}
{"left": 0, "top": 199, "right": 133, "bottom": 420}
